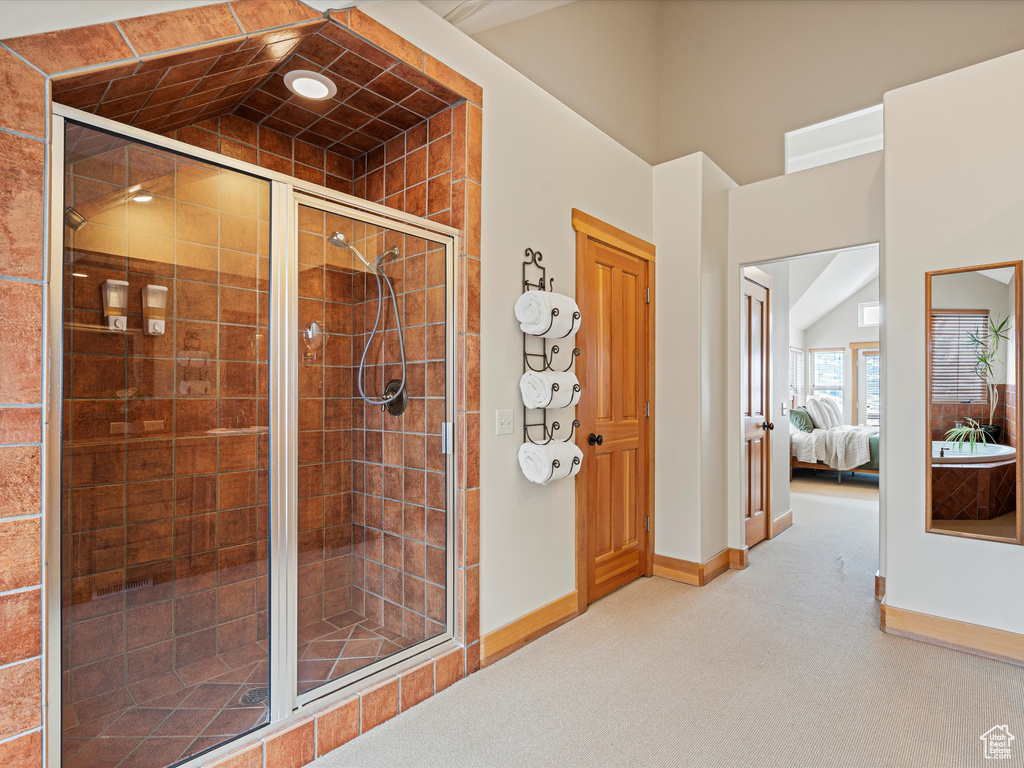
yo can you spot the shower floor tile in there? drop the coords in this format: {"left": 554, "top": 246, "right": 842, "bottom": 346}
{"left": 62, "top": 642, "right": 270, "bottom": 768}
{"left": 296, "top": 610, "right": 417, "bottom": 694}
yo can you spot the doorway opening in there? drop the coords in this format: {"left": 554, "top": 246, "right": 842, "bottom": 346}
{"left": 740, "top": 243, "right": 881, "bottom": 557}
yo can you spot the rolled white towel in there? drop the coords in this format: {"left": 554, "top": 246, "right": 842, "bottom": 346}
{"left": 519, "top": 371, "right": 581, "bottom": 410}
{"left": 518, "top": 441, "right": 584, "bottom": 485}
{"left": 514, "top": 290, "right": 581, "bottom": 339}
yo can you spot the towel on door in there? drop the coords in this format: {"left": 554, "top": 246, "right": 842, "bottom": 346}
{"left": 519, "top": 371, "right": 581, "bottom": 409}
{"left": 514, "top": 290, "right": 581, "bottom": 338}
{"left": 518, "top": 441, "right": 584, "bottom": 485}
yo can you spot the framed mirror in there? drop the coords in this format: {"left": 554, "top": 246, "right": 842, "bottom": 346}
{"left": 926, "top": 261, "right": 1024, "bottom": 544}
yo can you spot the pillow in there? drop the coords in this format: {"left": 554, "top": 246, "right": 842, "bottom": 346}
{"left": 789, "top": 407, "right": 814, "bottom": 433}
{"left": 821, "top": 396, "right": 844, "bottom": 427}
{"left": 804, "top": 397, "right": 831, "bottom": 430}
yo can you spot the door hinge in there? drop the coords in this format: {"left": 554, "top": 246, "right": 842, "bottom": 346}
{"left": 441, "top": 422, "right": 453, "bottom": 454}
{"left": 645, "top": 402, "right": 650, "bottom": 418}
{"left": 645, "top": 288, "right": 650, "bottom": 304}
{"left": 645, "top": 516, "right": 650, "bottom": 532}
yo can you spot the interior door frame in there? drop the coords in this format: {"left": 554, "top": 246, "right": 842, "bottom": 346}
{"left": 742, "top": 266, "right": 775, "bottom": 541}
{"left": 572, "top": 209, "right": 655, "bottom": 615}
{"left": 850, "top": 341, "right": 880, "bottom": 426}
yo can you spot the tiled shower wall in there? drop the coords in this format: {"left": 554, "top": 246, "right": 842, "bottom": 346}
{"left": 0, "top": 3, "right": 482, "bottom": 764}
{"left": 176, "top": 101, "right": 477, "bottom": 651}
{"left": 61, "top": 137, "right": 272, "bottom": 726}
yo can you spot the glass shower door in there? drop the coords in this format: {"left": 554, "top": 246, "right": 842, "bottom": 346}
{"left": 60, "top": 123, "right": 271, "bottom": 767}
{"left": 292, "top": 197, "right": 453, "bottom": 698}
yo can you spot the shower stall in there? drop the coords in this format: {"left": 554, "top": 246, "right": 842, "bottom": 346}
{"left": 54, "top": 115, "right": 457, "bottom": 767}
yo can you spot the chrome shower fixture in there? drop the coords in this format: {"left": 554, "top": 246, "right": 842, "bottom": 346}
{"left": 327, "top": 231, "right": 408, "bottom": 413}
{"left": 64, "top": 207, "right": 87, "bottom": 231}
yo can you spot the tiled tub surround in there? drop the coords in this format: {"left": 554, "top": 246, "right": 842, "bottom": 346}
{"left": 930, "top": 384, "right": 1018, "bottom": 447}
{"left": 932, "top": 459, "right": 1017, "bottom": 521}
{"left": 0, "top": 1, "right": 482, "bottom": 765}
{"left": 61, "top": 127, "right": 273, "bottom": 767}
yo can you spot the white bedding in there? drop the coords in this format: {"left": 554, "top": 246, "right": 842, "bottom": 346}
{"left": 791, "top": 424, "right": 877, "bottom": 471}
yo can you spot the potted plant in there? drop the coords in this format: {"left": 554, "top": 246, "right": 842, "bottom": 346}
{"left": 967, "top": 315, "right": 1010, "bottom": 444}
{"left": 944, "top": 418, "right": 989, "bottom": 454}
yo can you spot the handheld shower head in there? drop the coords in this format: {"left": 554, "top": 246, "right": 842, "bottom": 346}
{"left": 328, "top": 231, "right": 371, "bottom": 270}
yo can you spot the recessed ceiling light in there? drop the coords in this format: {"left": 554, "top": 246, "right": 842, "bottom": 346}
{"left": 284, "top": 70, "right": 337, "bottom": 100}
{"left": 131, "top": 191, "right": 153, "bottom": 202}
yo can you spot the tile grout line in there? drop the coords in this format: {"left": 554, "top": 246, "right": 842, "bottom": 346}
{"left": 113, "top": 21, "right": 141, "bottom": 59}
{"left": 0, "top": 41, "right": 47, "bottom": 76}
{"left": 0, "top": 125, "right": 46, "bottom": 144}
{"left": 0, "top": 725, "right": 42, "bottom": 747}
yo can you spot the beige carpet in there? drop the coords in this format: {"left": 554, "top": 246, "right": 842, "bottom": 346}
{"left": 313, "top": 482, "right": 1024, "bottom": 767}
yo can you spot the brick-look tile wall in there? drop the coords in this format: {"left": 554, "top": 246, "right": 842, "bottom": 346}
{"left": 930, "top": 383, "right": 1017, "bottom": 446}
{"left": 0, "top": 42, "right": 47, "bottom": 768}
{"left": 61, "top": 133, "right": 273, "bottom": 730}
{"left": 0, "top": 3, "right": 482, "bottom": 766}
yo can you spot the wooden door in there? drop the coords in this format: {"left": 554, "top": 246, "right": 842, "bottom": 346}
{"left": 742, "top": 271, "right": 771, "bottom": 548}
{"left": 578, "top": 235, "right": 650, "bottom": 604}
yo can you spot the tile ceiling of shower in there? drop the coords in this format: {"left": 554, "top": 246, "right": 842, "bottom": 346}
{"left": 53, "top": 20, "right": 462, "bottom": 159}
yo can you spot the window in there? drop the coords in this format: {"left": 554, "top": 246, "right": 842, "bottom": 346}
{"left": 810, "top": 348, "right": 844, "bottom": 410}
{"left": 930, "top": 310, "right": 989, "bottom": 402}
{"left": 859, "top": 301, "right": 880, "bottom": 327}
{"left": 785, "top": 104, "right": 883, "bottom": 174}
{"left": 862, "top": 352, "right": 881, "bottom": 427}
{"left": 789, "top": 347, "right": 805, "bottom": 407}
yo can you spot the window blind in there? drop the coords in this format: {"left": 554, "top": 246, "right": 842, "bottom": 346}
{"left": 930, "top": 310, "right": 988, "bottom": 402}
{"left": 789, "top": 347, "right": 805, "bottom": 407}
{"left": 810, "top": 349, "right": 844, "bottom": 410}
{"left": 864, "top": 353, "right": 880, "bottom": 426}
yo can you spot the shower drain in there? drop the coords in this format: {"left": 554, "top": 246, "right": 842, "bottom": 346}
{"left": 239, "top": 687, "right": 269, "bottom": 706}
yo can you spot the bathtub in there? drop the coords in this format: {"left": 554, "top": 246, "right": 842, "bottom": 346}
{"left": 932, "top": 440, "right": 1016, "bottom": 465}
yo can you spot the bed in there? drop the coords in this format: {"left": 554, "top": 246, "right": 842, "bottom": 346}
{"left": 789, "top": 398, "right": 879, "bottom": 482}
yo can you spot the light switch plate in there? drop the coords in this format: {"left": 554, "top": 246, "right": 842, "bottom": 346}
{"left": 495, "top": 409, "right": 514, "bottom": 435}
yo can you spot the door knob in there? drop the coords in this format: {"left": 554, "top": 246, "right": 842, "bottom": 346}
{"left": 588, "top": 433, "right": 603, "bottom": 446}
{"left": 762, "top": 421, "right": 774, "bottom": 431}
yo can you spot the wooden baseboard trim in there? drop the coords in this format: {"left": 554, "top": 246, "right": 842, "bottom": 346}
{"left": 653, "top": 554, "right": 700, "bottom": 585}
{"left": 882, "top": 604, "right": 1024, "bottom": 667}
{"left": 653, "top": 547, "right": 746, "bottom": 587}
{"left": 702, "top": 548, "right": 731, "bottom": 584}
{"left": 480, "top": 592, "right": 578, "bottom": 667}
{"left": 770, "top": 510, "right": 793, "bottom": 539}
{"left": 875, "top": 572, "right": 885, "bottom": 601}
{"left": 729, "top": 546, "right": 748, "bottom": 570}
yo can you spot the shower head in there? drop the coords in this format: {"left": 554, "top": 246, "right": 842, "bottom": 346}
{"left": 328, "top": 231, "right": 371, "bottom": 270}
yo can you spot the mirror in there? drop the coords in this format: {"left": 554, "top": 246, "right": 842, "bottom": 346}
{"left": 926, "top": 262, "right": 1023, "bottom": 543}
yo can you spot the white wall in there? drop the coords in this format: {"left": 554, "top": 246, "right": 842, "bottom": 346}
{"left": 652, "top": 155, "right": 703, "bottom": 563}
{"left": 884, "top": 47, "right": 1024, "bottom": 633}
{"left": 804, "top": 278, "right": 880, "bottom": 424}
{"left": 363, "top": 2, "right": 655, "bottom": 634}
{"left": 652, "top": 153, "right": 736, "bottom": 565}
{"left": 471, "top": 0, "right": 661, "bottom": 162}
{"left": 727, "top": 152, "right": 885, "bottom": 559}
